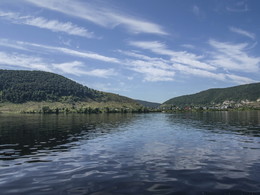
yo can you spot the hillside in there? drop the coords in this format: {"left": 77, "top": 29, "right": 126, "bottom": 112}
{"left": 163, "top": 82, "right": 260, "bottom": 107}
{"left": 0, "top": 70, "right": 102, "bottom": 103}
{"left": 0, "top": 70, "right": 141, "bottom": 113}
{"left": 135, "top": 100, "right": 161, "bottom": 108}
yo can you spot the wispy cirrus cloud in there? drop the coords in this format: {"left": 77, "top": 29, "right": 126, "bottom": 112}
{"left": 129, "top": 41, "right": 216, "bottom": 71}
{"left": 209, "top": 39, "right": 260, "bottom": 72}
{"left": 0, "top": 39, "right": 120, "bottom": 78}
{"left": 120, "top": 50, "right": 170, "bottom": 66}
{"left": 0, "top": 39, "right": 31, "bottom": 51}
{"left": 126, "top": 59, "right": 175, "bottom": 82}
{"left": 229, "top": 26, "right": 255, "bottom": 40}
{"left": 173, "top": 63, "right": 256, "bottom": 84}
{"left": 25, "top": 0, "right": 167, "bottom": 35}
{"left": 173, "top": 63, "right": 225, "bottom": 81}
{"left": 0, "top": 11, "right": 95, "bottom": 38}
{"left": 128, "top": 39, "right": 258, "bottom": 84}
{"left": 131, "top": 65, "right": 175, "bottom": 82}
{"left": 108, "top": 13, "right": 167, "bottom": 35}
{"left": 84, "top": 81, "right": 129, "bottom": 93}
{"left": 226, "top": 1, "right": 249, "bottom": 12}
{"left": 0, "top": 51, "right": 51, "bottom": 71}
{"left": 0, "top": 51, "right": 117, "bottom": 78}
{"left": 225, "top": 74, "right": 256, "bottom": 84}
{"left": 181, "top": 44, "right": 195, "bottom": 49}
{"left": 119, "top": 50, "right": 175, "bottom": 82}
{"left": 0, "top": 39, "right": 120, "bottom": 64}
{"left": 55, "top": 47, "right": 120, "bottom": 63}
{"left": 53, "top": 61, "right": 117, "bottom": 78}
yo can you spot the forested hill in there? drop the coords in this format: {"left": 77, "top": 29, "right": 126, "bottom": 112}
{"left": 135, "top": 100, "right": 161, "bottom": 108}
{"left": 163, "top": 82, "right": 260, "bottom": 106}
{"left": 0, "top": 70, "right": 136, "bottom": 104}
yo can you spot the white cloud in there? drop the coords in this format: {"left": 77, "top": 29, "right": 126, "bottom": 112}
{"left": 121, "top": 50, "right": 170, "bottom": 67}
{"left": 129, "top": 41, "right": 216, "bottom": 70}
{"left": 108, "top": 13, "right": 167, "bottom": 35}
{"left": 119, "top": 50, "right": 159, "bottom": 61}
{"left": 128, "top": 59, "right": 175, "bottom": 82}
{"left": 25, "top": 0, "right": 167, "bottom": 35}
{"left": 173, "top": 63, "right": 256, "bottom": 84}
{"left": 209, "top": 39, "right": 260, "bottom": 72}
{"left": 120, "top": 50, "right": 175, "bottom": 82}
{"left": 53, "top": 61, "right": 83, "bottom": 76}
{"left": 128, "top": 59, "right": 171, "bottom": 71}
{"left": 131, "top": 66, "right": 175, "bottom": 82}
{"left": 0, "top": 11, "right": 95, "bottom": 38}
{"left": 225, "top": 74, "right": 256, "bottom": 84}
{"left": 173, "top": 63, "right": 226, "bottom": 81}
{"left": 0, "top": 39, "right": 120, "bottom": 64}
{"left": 130, "top": 40, "right": 260, "bottom": 73}
{"left": 124, "top": 60, "right": 169, "bottom": 82}
{"left": 181, "top": 44, "right": 195, "bottom": 49}
{"left": 129, "top": 40, "right": 259, "bottom": 84}
{"left": 229, "top": 26, "right": 255, "bottom": 40}
{"left": 129, "top": 41, "right": 166, "bottom": 52}
{"left": 84, "top": 82, "right": 129, "bottom": 93}
{"left": 89, "top": 69, "right": 117, "bottom": 78}
{"left": 0, "top": 49, "right": 117, "bottom": 78}
{"left": 0, "top": 39, "right": 31, "bottom": 51}
{"left": 57, "top": 47, "right": 120, "bottom": 63}
{"left": 170, "top": 55, "right": 216, "bottom": 71}
{"left": 0, "top": 51, "right": 51, "bottom": 71}
{"left": 53, "top": 61, "right": 117, "bottom": 78}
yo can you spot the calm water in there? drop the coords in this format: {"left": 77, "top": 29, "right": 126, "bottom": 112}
{"left": 0, "top": 111, "right": 259, "bottom": 194}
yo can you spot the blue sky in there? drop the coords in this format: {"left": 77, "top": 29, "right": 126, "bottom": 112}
{"left": 0, "top": 0, "right": 259, "bottom": 103}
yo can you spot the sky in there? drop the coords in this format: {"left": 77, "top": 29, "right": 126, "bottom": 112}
{"left": 0, "top": 0, "right": 259, "bottom": 103}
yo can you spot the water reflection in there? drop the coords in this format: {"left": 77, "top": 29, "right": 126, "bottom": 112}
{"left": 0, "top": 113, "right": 136, "bottom": 160}
{"left": 0, "top": 112, "right": 259, "bottom": 194}
{"left": 164, "top": 111, "right": 260, "bottom": 191}
{"left": 166, "top": 111, "right": 260, "bottom": 137}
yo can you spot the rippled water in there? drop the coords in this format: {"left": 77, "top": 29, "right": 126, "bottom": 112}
{"left": 0, "top": 111, "right": 259, "bottom": 194}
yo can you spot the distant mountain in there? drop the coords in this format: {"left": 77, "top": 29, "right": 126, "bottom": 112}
{"left": 135, "top": 99, "right": 161, "bottom": 108}
{"left": 163, "top": 82, "right": 260, "bottom": 107}
{"left": 0, "top": 70, "right": 138, "bottom": 106}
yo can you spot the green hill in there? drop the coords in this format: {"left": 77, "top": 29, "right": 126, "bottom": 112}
{"left": 163, "top": 82, "right": 260, "bottom": 107}
{"left": 0, "top": 70, "right": 141, "bottom": 113}
{"left": 0, "top": 70, "right": 101, "bottom": 103}
{"left": 135, "top": 99, "right": 161, "bottom": 108}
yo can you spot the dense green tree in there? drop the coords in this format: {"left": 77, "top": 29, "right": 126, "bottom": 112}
{"left": 0, "top": 70, "right": 104, "bottom": 103}
{"left": 0, "top": 70, "right": 140, "bottom": 108}
{"left": 164, "top": 82, "right": 260, "bottom": 106}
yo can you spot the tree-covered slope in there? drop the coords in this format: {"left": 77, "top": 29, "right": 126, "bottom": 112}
{"left": 0, "top": 70, "right": 102, "bottom": 103}
{"left": 135, "top": 99, "right": 161, "bottom": 108}
{"left": 0, "top": 70, "right": 137, "bottom": 105}
{"left": 163, "top": 82, "right": 260, "bottom": 106}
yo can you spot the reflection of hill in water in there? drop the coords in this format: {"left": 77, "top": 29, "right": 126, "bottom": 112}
{"left": 0, "top": 113, "right": 137, "bottom": 160}
{"left": 166, "top": 111, "right": 260, "bottom": 137}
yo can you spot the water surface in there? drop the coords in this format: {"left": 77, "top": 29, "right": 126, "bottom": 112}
{"left": 0, "top": 111, "right": 259, "bottom": 194}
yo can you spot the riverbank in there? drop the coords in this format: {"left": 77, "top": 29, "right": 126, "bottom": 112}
{"left": 1, "top": 101, "right": 259, "bottom": 114}
{"left": 0, "top": 101, "right": 151, "bottom": 114}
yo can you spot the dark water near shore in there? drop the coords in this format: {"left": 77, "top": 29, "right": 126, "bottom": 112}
{"left": 0, "top": 111, "right": 259, "bottom": 194}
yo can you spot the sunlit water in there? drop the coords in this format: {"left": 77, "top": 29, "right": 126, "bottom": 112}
{"left": 0, "top": 111, "right": 259, "bottom": 194}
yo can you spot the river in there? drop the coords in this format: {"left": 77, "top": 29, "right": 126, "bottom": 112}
{"left": 0, "top": 111, "right": 259, "bottom": 194}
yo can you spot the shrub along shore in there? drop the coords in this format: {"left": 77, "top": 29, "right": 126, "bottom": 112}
{"left": 0, "top": 101, "right": 153, "bottom": 114}
{"left": 0, "top": 101, "right": 258, "bottom": 114}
